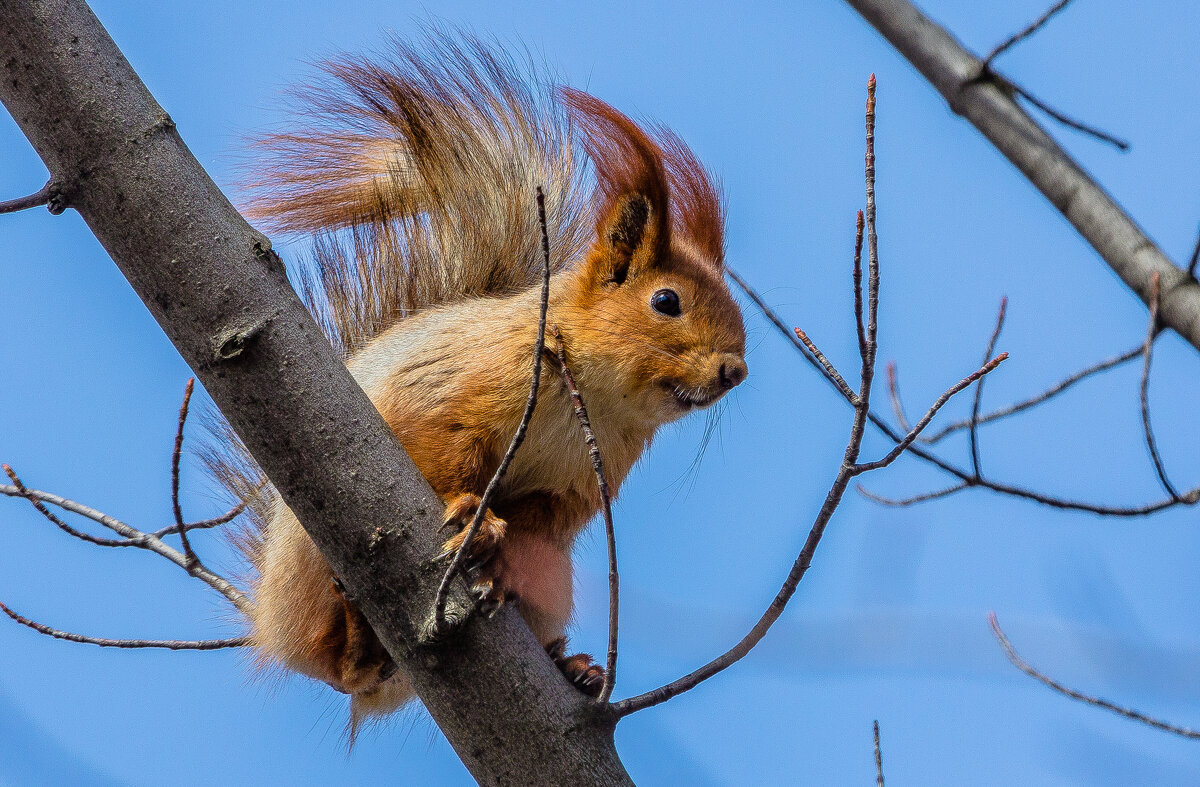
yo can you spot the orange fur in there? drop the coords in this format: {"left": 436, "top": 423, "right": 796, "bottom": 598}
{"left": 212, "top": 31, "right": 747, "bottom": 733}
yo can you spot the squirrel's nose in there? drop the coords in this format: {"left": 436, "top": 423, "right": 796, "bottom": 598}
{"left": 717, "top": 356, "right": 748, "bottom": 390}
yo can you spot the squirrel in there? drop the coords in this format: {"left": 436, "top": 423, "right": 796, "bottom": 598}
{"left": 207, "top": 32, "right": 747, "bottom": 734}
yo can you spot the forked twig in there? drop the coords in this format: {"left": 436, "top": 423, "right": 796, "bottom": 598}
{"left": 552, "top": 327, "right": 619, "bottom": 704}
{"left": 989, "top": 613, "right": 1200, "bottom": 740}
{"left": 613, "top": 75, "right": 1005, "bottom": 717}
{"left": 1, "top": 601, "right": 246, "bottom": 650}
{"left": 432, "top": 187, "right": 553, "bottom": 632}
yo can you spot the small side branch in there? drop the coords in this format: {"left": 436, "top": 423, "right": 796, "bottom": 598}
{"left": 989, "top": 613, "right": 1200, "bottom": 740}
{"left": 980, "top": 0, "right": 1074, "bottom": 68}
{"left": 432, "top": 188, "right": 553, "bottom": 632}
{"left": 172, "top": 377, "right": 199, "bottom": 566}
{"left": 552, "top": 327, "right": 619, "bottom": 705}
{"left": 1140, "top": 273, "right": 1180, "bottom": 500}
{"left": 969, "top": 298, "right": 1007, "bottom": 478}
{"left": 1, "top": 601, "right": 246, "bottom": 650}
{"left": 0, "top": 180, "right": 64, "bottom": 215}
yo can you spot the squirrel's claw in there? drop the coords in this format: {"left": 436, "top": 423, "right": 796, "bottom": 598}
{"left": 544, "top": 637, "right": 605, "bottom": 698}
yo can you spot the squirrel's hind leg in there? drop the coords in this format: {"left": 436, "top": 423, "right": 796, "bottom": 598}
{"left": 545, "top": 637, "right": 605, "bottom": 697}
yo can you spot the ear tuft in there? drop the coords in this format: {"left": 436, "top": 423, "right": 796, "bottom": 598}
{"left": 609, "top": 194, "right": 651, "bottom": 254}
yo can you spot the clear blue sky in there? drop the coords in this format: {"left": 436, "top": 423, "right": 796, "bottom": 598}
{"left": 2, "top": 1, "right": 1198, "bottom": 784}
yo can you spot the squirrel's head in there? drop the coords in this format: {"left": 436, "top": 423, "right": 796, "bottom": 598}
{"left": 558, "top": 89, "right": 747, "bottom": 425}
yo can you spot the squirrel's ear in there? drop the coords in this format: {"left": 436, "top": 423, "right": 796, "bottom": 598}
{"left": 589, "top": 192, "right": 660, "bottom": 285}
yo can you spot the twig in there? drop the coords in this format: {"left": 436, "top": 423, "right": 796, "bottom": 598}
{"left": 432, "top": 187, "right": 553, "bottom": 632}
{"left": 149, "top": 498, "right": 249, "bottom": 539}
{"left": 613, "top": 74, "right": 995, "bottom": 717}
{"left": 0, "top": 479, "right": 251, "bottom": 612}
{"left": 919, "top": 344, "right": 1143, "bottom": 443}
{"left": 172, "top": 378, "right": 199, "bottom": 567}
{"left": 795, "top": 328, "right": 856, "bottom": 404}
{"left": 853, "top": 353, "right": 1007, "bottom": 474}
{"left": 5, "top": 464, "right": 131, "bottom": 547}
{"left": 989, "top": 613, "right": 1200, "bottom": 740}
{"left": 1008, "top": 80, "right": 1130, "bottom": 151}
{"left": 0, "top": 180, "right": 63, "bottom": 215}
{"left": 857, "top": 481, "right": 969, "bottom": 506}
{"left": 873, "top": 720, "right": 885, "bottom": 786}
{"left": 980, "top": 0, "right": 1074, "bottom": 68}
{"left": 1140, "top": 273, "right": 1180, "bottom": 500}
{"left": 886, "top": 361, "right": 911, "bottom": 433}
{"left": 0, "top": 601, "right": 246, "bottom": 650}
{"left": 853, "top": 210, "right": 868, "bottom": 365}
{"left": 969, "top": 298, "right": 1007, "bottom": 478}
{"left": 552, "top": 327, "right": 618, "bottom": 704}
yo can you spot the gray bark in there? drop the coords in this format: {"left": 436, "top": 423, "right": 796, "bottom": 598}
{"left": 0, "top": 1, "right": 629, "bottom": 783}
{"left": 845, "top": 0, "right": 1200, "bottom": 354}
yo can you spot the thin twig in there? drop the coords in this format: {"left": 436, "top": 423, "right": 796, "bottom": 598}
{"left": 149, "top": 498, "right": 248, "bottom": 539}
{"left": 1140, "top": 273, "right": 1180, "bottom": 500}
{"left": 1009, "top": 80, "right": 1130, "bottom": 151}
{"left": 4, "top": 464, "right": 131, "bottom": 547}
{"left": 0, "top": 180, "right": 62, "bottom": 215}
{"left": 919, "top": 344, "right": 1143, "bottom": 443}
{"left": 0, "top": 601, "right": 246, "bottom": 650}
{"left": 612, "top": 74, "right": 989, "bottom": 717}
{"left": 874, "top": 720, "right": 885, "bottom": 786}
{"left": 552, "top": 327, "right": 618, "bottom": 704}
{"left": 853, "top": 210, "right": 868, "bottom": 364}
{"left": 886, "top": 361, "right": 911, "bottom": 433}
{"left": 981, "top": 0, "right": 1074, "bottom": 68}
{"left": 172, "top": 378, "right": 199, "bottom": 567}
{"left": 795, "top": 328, "right": 856, "bottom": 404}
{"left": 0, "top": 480, "right": 251, "bottom": 612}
{"left": 989, "top": 613, "right": 1200, "bottom": 740}
{"left": 725, "top": 267, "right": 825, "bottom": 376}
{"left": 857, "top": 481, "right": 970, "bottom": 506}
{"left": 969, "top": 298, "right": 1007, "bottom": 478}
{"left": 432, "top": 187, "right": 553, "bottom": 632}
{"left": 854, "top": 353, "right": 1007, "bottom": 474}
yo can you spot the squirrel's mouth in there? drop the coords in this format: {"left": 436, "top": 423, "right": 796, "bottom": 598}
{"left": 663, "top": 381, "right": 723, "bottom": 410}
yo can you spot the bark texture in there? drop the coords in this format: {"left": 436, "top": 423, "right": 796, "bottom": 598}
{"left": 0, "top": 2, "right": 629, "bottom": 783}
{"left": 845, "top": 0, "right": 1200, "bottom": 353}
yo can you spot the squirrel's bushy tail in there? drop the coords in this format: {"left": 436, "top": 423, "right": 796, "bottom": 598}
{"left": 242, "top": 29, "right": 592, "bottom": 355}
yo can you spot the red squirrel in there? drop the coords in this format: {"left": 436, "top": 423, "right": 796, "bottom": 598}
{"left": 212, "top": 33, "right": 747, "bottom": 731}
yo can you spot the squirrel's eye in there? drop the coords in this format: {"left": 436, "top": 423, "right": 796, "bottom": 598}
{"left": 650, "top": 288, "right": 682, "bottom": 317}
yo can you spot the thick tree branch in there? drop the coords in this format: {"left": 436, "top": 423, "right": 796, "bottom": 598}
{"left": 0, "top": 2, "right": 628, "bottom": 783}
{"left": 844, "top": 0, "right": 1200, "bottom": 354}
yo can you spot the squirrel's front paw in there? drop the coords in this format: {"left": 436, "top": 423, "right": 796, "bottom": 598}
{"left": 438, "top": 493, "right": 512, "bottom": 615}
{"left": 545, "top": 637, "right": 605, "bottom": 697}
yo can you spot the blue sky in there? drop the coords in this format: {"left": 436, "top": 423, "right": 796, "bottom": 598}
{"left": 1, "top": 1, "right": 1198, "bottom": 784}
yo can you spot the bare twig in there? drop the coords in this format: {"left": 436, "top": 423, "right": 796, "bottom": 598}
{"left": 853, "top": 352, "right": 1008, "bottom": 474}
{"left": 874, "top": 719, "right": 885, "bottom": 786}
{"left": 5, "top": 464, "right": 131, "bottom": 547}
{"left": 432, "top": 188, "right": 553, "bottom": 632}
{"left": 853, "top": 210, "right": 868, "bottom": 365}
{"left": 0, "top": 479, "right": 251, "bottom": 612}
{"left": 0, "top": 180, "right": 63, "bottom": 215}
{"left": 0, "top": 601, "right": 246, "bottom": 650}
{"left": 614, "top": 74, "right": 1000, "bottom": 717}
{"left": 980, "top": 0, "right": 1074, "bottom": 68}
{"left": 1187, "top": 229, "right": 1199, "bottom": 279}
{"left": 1007, "top": 80, "right": 1130, "bottom": 151}
{"left": 857, "top": 481, "right": 969, "bottom": 506}
{"left": 969, "top": 298, "right": 1007, "bottom": 478}
{"left": 172, "top": 378, "right": 199, "bottom": 567}
{"left": 989, "top": 613, "right": 1200, "bottom": 740}
{"left": 149, "top": 498, "right": 249, "bottom": 539}
{"left": 919, "top": 344, "right": 1143, "bottom": 443}
{"left": 1140, "top": 273, "right": 1180, "bottom": 500}
{"left": 552, "top": 327, "right": 619, "bottom": 704}
{"left": 795, "top": 328, "right": 856, "bottom": 403}
{"left": 886, "top": 361, "right": 912, "bottom": 433}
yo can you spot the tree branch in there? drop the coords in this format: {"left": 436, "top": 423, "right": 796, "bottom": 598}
{"left": 873, "top": 719, "right": 885, "bottom": 786}
{"left": 0, "top": 2, "right": 629, "bottom": 782}
{"left": 990, "top": 613, "right": 1200, "bottom": 740}
{"left": 844, "top": 0, "right": 1200, "bottom": 354}
{"left": 0, "top": 601, "right": 246, "bottom": 650}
